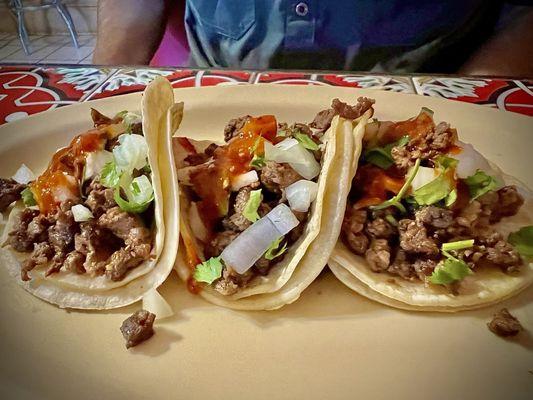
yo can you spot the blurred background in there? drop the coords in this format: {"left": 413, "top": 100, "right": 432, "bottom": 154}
{"left": 0, "top": 1, "right": 531, "bottom": 76}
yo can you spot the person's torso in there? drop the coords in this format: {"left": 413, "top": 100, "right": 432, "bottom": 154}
{"left": 184, "top": 0, "right": 496, "bottom": 72}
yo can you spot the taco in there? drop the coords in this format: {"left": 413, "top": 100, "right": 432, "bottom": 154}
{"left": 329, "top": 107, "right": 533, "bottom": 312}
{"left": 0, "top": 77, "right": 181, "bottom": 309}
{"left": 172, "top": 95, "right": 374, "bottom": 310}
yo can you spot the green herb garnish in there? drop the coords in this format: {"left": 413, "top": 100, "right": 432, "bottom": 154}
{"left": 193, "top": 257, "right": 224, "bottom": 284}
{"left": 264, "top": 237, "right": 288, "bottom": 260}
{"left": 243, "top": 189, "right": 262, "bottom": 222}
{"left": 21, "top": 187, "right": 36, "bottom": 207}
{"left": 464, "top": 170, "right": 499, "bottom": 200}
{"left": 508, "top": 226, "right": 533, "bottom": 259}
{"left": 295, "top": 132, "right": 319, "bottom": 151}
{"left": 364, "top": 135, "right": 409, "bottom": 169}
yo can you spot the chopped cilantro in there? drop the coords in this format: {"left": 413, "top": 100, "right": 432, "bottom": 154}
{"left": 442, "top": 239, "right": 474, "bottom": 252}
{"left": 429, "top": 258, "right": 472, "bottom": 285}
{"left": 100, "top": 161, "right": 121, "bottom": 188}
{"left": 264, "top": 237, "right": 288, "bottom": 260}
{"left": 508, "top": 226, "right": 533, "bottom": 259}
{"left": 243, "top": 189, "right": 262, "bottom": 222}
{"left": 364, "top": 135, "right": 410, "bottom": 169}
{"left": 295, "top": 132, "right": 319, "bottom": 151}
{"left": 413, "top": 174, "right": 453, "bottom": 206}
{"left": 193, "top": 257, "right": 224, "bottom": 284}
{"left": 464, "top": 170, "right": 499, "bottom": 200}
{"left": 21, "top": 187, "right": 36, "bottom": 207}
{"left": 434, "top": 155, "right": 458, "bottom": 170}
{"left": 250, "top": 154, "right": 266, "bottom": 169}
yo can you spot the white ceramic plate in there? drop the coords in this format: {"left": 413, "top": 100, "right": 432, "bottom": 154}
{"left": 0, "top": 85, "right": 532, "bottom": 400}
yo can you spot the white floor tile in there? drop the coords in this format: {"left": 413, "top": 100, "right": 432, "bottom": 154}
{"left": 27, "top": 35, "right": 72, "bottom": 48}
{"left": 0, "top": 45, "right": 20, "bottom": 59}
{"left": 77, "top": 35, "right": 97, "bottom": 47}
{"left": 41, "top": 45, "right": 94, "bottom": 62}
{"left": 2, "top": 45, "right": 59, "bottom": 63}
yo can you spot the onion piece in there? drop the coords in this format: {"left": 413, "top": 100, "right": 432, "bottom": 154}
{"left": 410, "top": 166, "right": 439, "bottom": 192}
{"left": 231, "top": 170, "right": 258, "bottom": 191}
{"left": 454, "top": 141, "right": 496, "bottom": 179}
{"left": 264, "top": 139, "right": 320, "bottom": 180}
{"left": 189, "top": 202, "right": 209, "bottom": 242}
{"left": 71, "top": 204, "right": 94, "bottom": 222}
{"left": 83, "top": 150, "right": 113, "bottom": 182}
{"left": 285, "top": 180, "right": 318, "bottom": 212}
{"left": 221, "top": 204, "right": 299, "bottom": 274}
{"left": 12, "top": 164, "right": 35, "bottom": 184}
{"left": 142, "top": 288, "right": 174, "bottom": 320}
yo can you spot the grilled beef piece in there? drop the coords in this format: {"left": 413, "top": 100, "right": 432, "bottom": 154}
{"left": 21, "top": 242, "right": 53, "bottom": 281}
{"left": 45, "top": 203, "right": 79, "bottom": 276}
{"left": 120, "top": 309, "right": 156, "bottom": 349}
{"left": 205, "top": 230, "right": 239, "bottom": 259}
{"left": 365, "top": 239, "right": 390, "bottom": 272}
{"left": 487, "top": 308, "right": 522, "bottom": 337}
{"left": 224, "top": 115, "right": 251, "bottom": 142}
{"left": 310, "top": 97, "right": 375, "bottom": 133}
{"left": 413, "top": 258, "right": 437, "bottom": 280}
{"left": 491, "top": 186, "right": 524, "bottom": 222}
{"left": 391, "top": 122, "right": 455, "bottom": 171}
{"left": 75, "top": 220, "right": 120, "bottom": 276}
{"left": 342, "top": 207, "right": 369, "bottom": 255}
{"left": 387, "top": 249, "right": 415, "bottom": 279}
{"left": 183, "top": 143, "right": 218, "bottom": 166}
{"left": 485, "top": 240, "right": 522, "bottom": 272}
{"left": 98, "top": 207, "right": 152, "bottom": 281}
{"left": 213, "top": 267, "right": 253, "bottom": 296}
{"left": 398, "top": 219, "right": 439, "bottom": 256}
{"left": 63, "top": 251, "right": 85, "bottom": 274}
{"left": 366, "top": 217, "right": 395, "bottom": 239}
{"left": 0, "top": 178, "right": 26, "bottom": 212}
{"left": 260, "top": 161, "right": 302, "bottom": 194}
{"left": 7, "top": 208, "right": 40, "bottom": 252}
{"left": 85, "top": 180, "right": 116, "bottom": 217}
{"left": 415, "top": 206, "right": 454, "bottom": 229}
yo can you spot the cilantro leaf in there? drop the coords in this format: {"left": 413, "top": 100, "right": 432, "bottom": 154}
{"left": 193, "top": 257, "right": 224, "bottom": 284}
{"left": 21, "top": 187, "right": 36, "bottom": 207}
{"left": 464, "top": 170, "right": 499, "bottom": 200}
{"left": 413, "top": 173, "right": 453, "bottom": 206}
{"left": 445, "top": 188, "right": 457, "bottom": 207}
{"left": 364, "top": 135, "right": 409, "bottom": 169}
{"left": 429, "top": 258, "right": 472, "bottom": 285}
{"left": 434, "top": 155, "right": 458, "bottom": 170}
{"left": 442, "top": 239, "right": 474, "bottom": 252}
{"left": 250, "top": 154, "right": 266, "bottom": 169}
{"left": 295, "top": 132, "right": 319, "bottom": 151}
{"left": 100, "top": 161, "right": 121, "bottom": 188}
{"left": 243, "top": 189, "right": 262, "bottom": 222}
{"left": 264, "top": 237, "right": 288, "bottom": 260}
{"left": 508, "top": 226, "right": 533, "bottom": 259}
{"left": 370, "top": 158, "right": 420, "bottom": 213}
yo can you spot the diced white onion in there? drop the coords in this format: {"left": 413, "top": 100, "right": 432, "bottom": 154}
{"left": 231, "top": 170, "right": 258, "bottom": 191}
{"left": 84, "top": 150, "right": 113, "bottom": 182}
{"left": 221, "top": 204, "right": 299, "bottom": 274}
{"left": 12, "top": 164, "right": 35, "bottom": 184}
{"left": 113, "top": 133, "right": 149, "bottom": 173}
{"left": 264, "top": 139, "right": 320, "bottom": 180}
{"left": 410, "top": 166, "right": 439, "bottom": 191}
{"left": 71, "top": 204, "right": 94, "bottom": 222}
{"left": 189, "top": 202, "right": 208, "bottom": 242}
{"left": 142, "top": 288, "right": 174, "bottom": 320}
{"left": 454, "top": 141, "right": 495, "bottom": 179}
{"left": 285, "top": 180, "right": 318, "bottom": 212}
{"left": 122, "top": 111, "right": 142, "bottom": 127}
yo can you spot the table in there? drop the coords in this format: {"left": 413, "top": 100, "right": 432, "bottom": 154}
{"left": 0, "top": 65, "right": 531, "bottom": 125}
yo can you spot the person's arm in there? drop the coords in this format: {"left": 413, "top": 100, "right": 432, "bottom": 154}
{"left": 93, "top": 0, "right": 168, "bottom": 65}
{"left": 459, "top": 8, "right": 533, "bottom": 77}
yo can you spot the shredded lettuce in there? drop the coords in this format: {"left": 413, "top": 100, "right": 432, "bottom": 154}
{"left": 364, "top": 135, "right": 409, "bottom": 169}
{"left": 295, "top": 132, "right": 319, "bottom": 151}
{"left": 264, "top": 237, "right": 288, "bottom": 260}
{"left": 413, "top": 174, "right": 453, "bottom": 206}
{"left": 193, "top": 257, "right": 223, "bottom": 284}
{"left": 21, "top": 187, "right": 36, "bottom": 207}
{"left": 370, "top": 158, "right": 421, "bottom": 213}
{"left": 243, "top": 189, "right": 262, "bottom": 222}
{"left": 508, "top": 226, "right": 533, "bottom": 259}
{"left": 464, "top": 170, "right": 499, "bottom": 200}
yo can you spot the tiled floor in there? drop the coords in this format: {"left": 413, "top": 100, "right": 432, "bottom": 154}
{"left": 0, "top": 33, "right": 95, "bottom": 64}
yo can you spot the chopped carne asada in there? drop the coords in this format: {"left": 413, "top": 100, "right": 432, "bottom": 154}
{"left": 2, "top": 110, "right": 155, "bottom": 283}
{"left": 120, "top": 309, "right": 156, "bottom": 348}
{"left": 487, "top": 308, "right": 523, "bottom": 337}
{"left": 176, "top": 99, "right": 372, "bottom": 296}
{"left": 342, "top": 107, "right": 530, "bottom": 289}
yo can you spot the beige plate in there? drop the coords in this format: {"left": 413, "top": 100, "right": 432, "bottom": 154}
{"left": 0, "top": 85, "right": 532, "bottom": 400}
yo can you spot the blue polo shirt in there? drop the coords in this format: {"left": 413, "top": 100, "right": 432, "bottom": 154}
{"left": 184, "top": 1, "right": 501, "bottom": 72}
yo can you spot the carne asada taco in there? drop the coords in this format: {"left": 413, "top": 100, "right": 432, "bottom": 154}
{"left": 329, "top": 107, "right": 533, "bottom": 311}
{"left": 173, "top": 97, "right": 374, "bottom": 310}
{"left": 0, "top": 78, "right": 181, "bottom": 309}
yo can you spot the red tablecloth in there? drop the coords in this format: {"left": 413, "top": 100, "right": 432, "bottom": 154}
{"left": 0, "top": 65, "right": 531, "bottom": 125}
